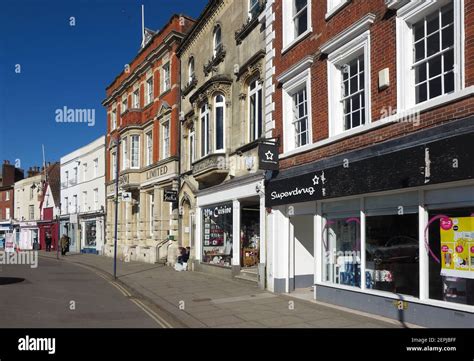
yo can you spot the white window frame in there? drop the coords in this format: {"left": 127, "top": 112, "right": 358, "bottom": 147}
{"left": 111, "top": 152, "right": 117, "bottom": 180}
{"left": 29, "top": 205, "right": 34, "bottom": 220}
{"left": 65, "top": 197, "right": 69, "bottom": 214}
{"left": 214, "top": 94, "right": 225, "bottom": 153}
{"left": 396, "top": 0, "right": 464, "bottom": 112}
{"left": 146, "top": 130, "right": 153, "bottom": 166}
{"left": 5, "top": 190, "right": 10, "bottom": 201}
{"left": 326, "top": 0, "right": 350, "bottom": 20}
{"left": 146, "top": 76, "right": 154, "bottom": 105}
{"left": 122, "top": 137, "right": 128, "bottom": 170}
{"left": 130, "top": 135, "right": 140, "bottom": 169}
{"left": 188, "top": 57, "right": 195, "bottom": 83}
{"left": 149, "top": 192, "right": 154, "bottom": 237}
{"left": 121, "top": 95, "right": 128, "bottom": 114}
{"left": 82, "top": 191, "right": 87, "bottom": 212}
{"left": 213, "top": 25, "right": 222, "bottom": 57}
{"left": 133, "top": 88, "right": 140, "bottom": 109}
{"left": 65, "top": 171, "right": 69, "bottom": 185}
{"left": 83, "top": 163, "right": 87, "bottom": 182}
{"left": 162, "top": 63, "right": 171, "bottom": 93}
{"left": 282, "top": 68, "right": 313, "bottom": 153}
{"left": 93, "top": 158, "right": 98, "bottom": 178}
{"left": 282, "top": 0, "right": 312, "bottom": 53}
{"left": 189, "top": 129, "right": 195, "bottom": 168}
{"left": 5, "top": 207, "right": 10, "bottom": 219}
{"left": 73, "top": 195, "right": 78, "bottom": 213}
{"left": 248, "top": 78, "right": 263, "bottom": 142}
{"left": 161, "top": 120, "right": 170, "bottom": 160}
{"left": 93, "top": 188, "right": 98, "bottom": 211}
{"left": 249, "top": 0, "right": 259, "bottom": 20}
{"left": 327, "top": 30, "right": 371, "bottom": 137}
{"left": 200, "top": 104, "right": 210, "bottom": 157}
{"left": 111, "top": 109, "right": 117, "bottom": 130}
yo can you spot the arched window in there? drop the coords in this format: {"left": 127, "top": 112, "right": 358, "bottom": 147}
{"left": 248, "top": 78, "right": 263, "bottom": 141}
{"left": 200, "top": 104, "right": 210, "bottom": 157}
{"left": 213, "top": 25, "right": 222, "bottom": 57}
{"left": 214, "top": 94, "right": 225, "bottom": 152}
{"left": 188, "top": 57, "right": 195, "bottom": 83}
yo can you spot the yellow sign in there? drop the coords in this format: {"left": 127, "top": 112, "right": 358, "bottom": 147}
{"left": 440, "top": 217, "right": 474, "bottom": 279}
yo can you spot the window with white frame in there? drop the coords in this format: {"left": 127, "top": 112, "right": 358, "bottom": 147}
{"left": 83, "top": 163, "right": 87, "bottom": 182}
{"left": 248, "top": 78, "right": 263, "bottom": 142}
{"left": 213, "top": 25, "right": 222, "bottom": 57}
{"left": 149, "top": 192, "right": 154, "bottom": 236}
{"left": 133, "top": 88, "right": 140, "bottom": 108}
{"left": 188, "top": 57, "right": 195, "bottom": 83}
{"left": 146, "top": 131, "right": 153, "bottom": 166}
{"left": 327, "top": 31, "right": 371, "bottom": 136}
{"left": 214, "top": 94, "right": 225, "bottom": 152}
{"left": 73, "top": 167, "right": 78, "bottom": 183}
{"left": 111, "top": 152, "right": 117, "bottom": 179}
{"left": 249, "top": 0, "right": 259, "bottom": 20}
{"left": 82, "top": 191, "right": 87, "bottom": 212}
{"left": 327, "top": 0, "right": 349, "bottom": 17}
{"left": 189, "top": 128, "right": 195, "bottom": 168}
{"left": 5, "top": 190, "right": 10, "bottom": 201}
{"left": 6, "top": 208, "right": 10, "bottom": 219}
{"left": 73, "top": 195, "right": 78, "bottom": 213}
{"left": 282, "top": 68, "right": 312, "bottom": 152}
{"left": 65, "top": 171, "right": 69, "bottom": 185}
{"left": 161, "top": 120, "right": 170, "bottom": 159}
{"left": 93, "top": 158, "right": 98, "bottom": 178}
{"left": 282, "top": 0, "right": 311, "bottom": 49}
{"left": 93, "top": 188, "right": 98, "bottom": 211}
{"left": 146, "top": 77, "right": 153, "bottom": 104}
{"left": 111, "top": 109, "right": 117, "bottom": 130}
{"left": 131, "top": 135, "right": 140, "bottom": 169}
{"left": 65, "top": 197, "right": 68, "bottom": 214}
{"left": 397, "top": 0, "right": 463, "bottom": 111}
{"left": 122, "top": 137, "right": 128, "bottom": 170}
{"left": 121, "top": 96, "right": 127, "bottom": 114}
{"left": 162, "top": 63, "right": 171, "bottom": 92}
{"left": 200, "top": 103, "right": 210, "bottom": 157}
{"left": 29, "top": 205, "right": 34, "bottom": 220}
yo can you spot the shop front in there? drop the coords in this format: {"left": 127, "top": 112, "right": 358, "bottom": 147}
{"left": 59, "top": 215, "right": 79, "bottom": 254}
{"left": 79, "top": 213, "right": 105, "bottom": 255}
{"left": 195, "top": 174, "right": 266, "bottom": 284}
{"left": 0, "top": 221, "right": 12, "bottom": 248}
{"left": 266, "top": 121, "right": 474, "bottom": 327}
{"left": 16, "top": 222, "right": 40, "bottom": 250}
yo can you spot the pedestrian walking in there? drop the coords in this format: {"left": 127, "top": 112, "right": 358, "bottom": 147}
{"left": 45, "top": 232, "right": 52, "bottom": 252}
{"left": 60, "top": 234, "right": 69, "bottom": 256}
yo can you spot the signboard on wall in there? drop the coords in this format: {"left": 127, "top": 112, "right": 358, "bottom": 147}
{"left": 440, "top": 216, "right": 474, "bottom": 279}
{"left": 163, "top": 190, "right": 178, "bottom": 202}
{"left": 202, "top": 204, "right": 232, "bottom": 247}
{"left": 258, "top": 143, "right": 279, "bottom": 171}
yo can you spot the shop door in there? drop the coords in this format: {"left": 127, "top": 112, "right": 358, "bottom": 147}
{"left": 290, "top": 215, "right": 314, "bottom": 292}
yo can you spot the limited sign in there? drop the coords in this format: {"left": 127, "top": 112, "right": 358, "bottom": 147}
{"left": 258, "top": 143, "right": 279, "bottom": 171}
{"left": 163, "top": 190, "right": 178, "bottom": 202}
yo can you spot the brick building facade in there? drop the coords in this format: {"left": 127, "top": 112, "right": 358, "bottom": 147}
{"left": 264, "top": 0, "right": 474, "bottom": 327}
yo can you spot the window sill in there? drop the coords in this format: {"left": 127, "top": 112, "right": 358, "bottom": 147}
{"left": 325, "top": 0, "right": 351, "bottom": 21}
{"left": 281, "top": 28, "right": 313, "bottom": 55}
{"left": 280, "top": 86, "right": 474, "bottom": 161}
{"left": 315, "top": 282, "right": 474, "bottom": 314}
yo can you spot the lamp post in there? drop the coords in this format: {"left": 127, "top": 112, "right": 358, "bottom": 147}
{"left": 111, "top": 137, "right": 121, "bottom": 279}
{"left": 56, "top": 205, "right": 61, "bottom": 260}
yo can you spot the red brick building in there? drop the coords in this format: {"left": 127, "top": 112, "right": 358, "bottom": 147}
{"left": 263, "top": 0, "right": 474, "bottom": 327}
{"left": 102, "top": 14, "right": 195, "bottom": 263}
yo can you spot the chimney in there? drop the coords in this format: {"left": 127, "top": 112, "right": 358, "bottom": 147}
{"left": 3, "top": 160, "right": 9, "bottom": 165}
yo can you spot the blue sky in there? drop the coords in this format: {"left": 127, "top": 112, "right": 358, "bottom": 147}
{"left": 0, "top": 0, "right": 207, "bottom": 172}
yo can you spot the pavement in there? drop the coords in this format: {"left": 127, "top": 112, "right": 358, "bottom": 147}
{"left": 35, "top": 251, "right": 407, "bottom": 328}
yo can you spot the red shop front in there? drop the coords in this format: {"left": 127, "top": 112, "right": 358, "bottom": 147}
{"left": 38, "top": 207, "right": 58, "bottom": 251}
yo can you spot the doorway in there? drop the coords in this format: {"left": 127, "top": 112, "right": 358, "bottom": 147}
{"left": 289, "top": 215, "right": 314, "bottom": 293}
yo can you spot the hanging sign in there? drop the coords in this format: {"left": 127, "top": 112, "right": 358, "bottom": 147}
{"left": 163, "top": 190, "right": 178, "bottom": 202}
{"left": 258, "top": 143, "right": 279, "bottom": 171}
{"left": 440, "top": 216, "right": 474, "bottom": 279}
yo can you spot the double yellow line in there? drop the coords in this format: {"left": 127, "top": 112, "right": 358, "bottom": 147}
{"left": 74, "top": 263, "right": 173, "bottom": 328}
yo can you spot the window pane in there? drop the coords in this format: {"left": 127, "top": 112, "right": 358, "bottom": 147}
{"left": 428, "top": 208, "right": 474, "bottom": 306}
{"left": 415, "top": 63, "right": 427, "bottom": 84}
{"left": 414, "top": 40, "right": 425, "bottom": 62}
{"left": 416, "top": 83, "right": 427, "bottom": 103}
{"left": 295, "top": 8, "right": 308, "bottom": 36}
{"left": 426, "top": 11, "right": 439, "bottom": 35}
{"left": 250, "top": 93, "right": 256, "bottom": 140}
{"left": 295, "top": 0, "right": 307, "bottom": 13}
{"left": 444, "top": 71, "right": 455, "bottom": 94}
{"left": 442, "top": 25, "right": 454, "bottom": 49}
{"left": 429, "top": 76, "right": 442, "bottom": 98}
{"left": 414, "top": 22, "right": 424, "bottom": 41}
{"left": 429, "top": 55, "right": 442, "bottom": 78}
{"left": 352, "top": 110, "right": 360, "bottom": 128}
{"left": 216, "top": 105, "right": 224, "bottom": 150}
{"left": 442, "top": 4, "right": 454, "bottom": 26}
{"left": 323, "top": 216, "right": 361, "bottom": 287}
{"left": 366, "top": 214, "right": 419, "bottom": 297}
{"left": 427, "top": 32, "right": 440, "bottom": 57}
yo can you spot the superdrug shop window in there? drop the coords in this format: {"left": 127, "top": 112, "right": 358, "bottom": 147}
{"left": 202, "top": 204, "right": 233, "bottom": 267}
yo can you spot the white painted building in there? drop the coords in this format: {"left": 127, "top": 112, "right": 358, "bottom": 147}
{"left": 60, "top": 136, "right": 106, "bottom": 254}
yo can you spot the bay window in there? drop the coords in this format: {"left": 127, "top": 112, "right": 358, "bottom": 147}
{"left": 200, "top": 104, "right": 210, "bottom": 157}
{"left": 130, "top": 135, "right": 140, "bottom": 169}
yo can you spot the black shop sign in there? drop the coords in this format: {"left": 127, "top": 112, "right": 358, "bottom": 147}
{"left": 258, "top": 143, "right": 279, "bottom": 171}
{"left": 163, "top": 190, "right": 178, "bottom": 202}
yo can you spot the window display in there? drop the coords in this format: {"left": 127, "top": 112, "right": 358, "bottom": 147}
{"left": 366, "top": 214, "right": 419, "bottom": 297}
{"left": 202, "top": 204, "right": 233, "bottom": 266}
{"left": 323, "top": 216, "right": 361, "bottom": 287}
{"left": 241, "top": 207, "right": 260, "bottom": 267}
{"left": 85, "top": 221, "right": 97, "bottom": 248}
{"left": 428, "top": 208, "right": 474, "bottom": 305}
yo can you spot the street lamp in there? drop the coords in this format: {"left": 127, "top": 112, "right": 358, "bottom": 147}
{"left": 110, "top": 137, "right": 121, "bottom": 279}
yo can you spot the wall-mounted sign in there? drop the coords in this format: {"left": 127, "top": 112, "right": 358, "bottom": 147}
{"left": 121, "top": 192, "right": 132, "bottom": 202}
{"left": 258, "top": 143, "right": 279, "bottom": 171}
{"left": 146, "top": 165, "right": 168, "bottom": 180}
{"left": 163, "top": 190, "right": 178, "bottom": 202}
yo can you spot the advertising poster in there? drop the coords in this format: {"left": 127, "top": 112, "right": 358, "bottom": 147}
{"left": 5, "top": 233, "right": 15, "bottom": 253}
{"left": 440, "top": 217, "right": 474, "bottom": 279}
